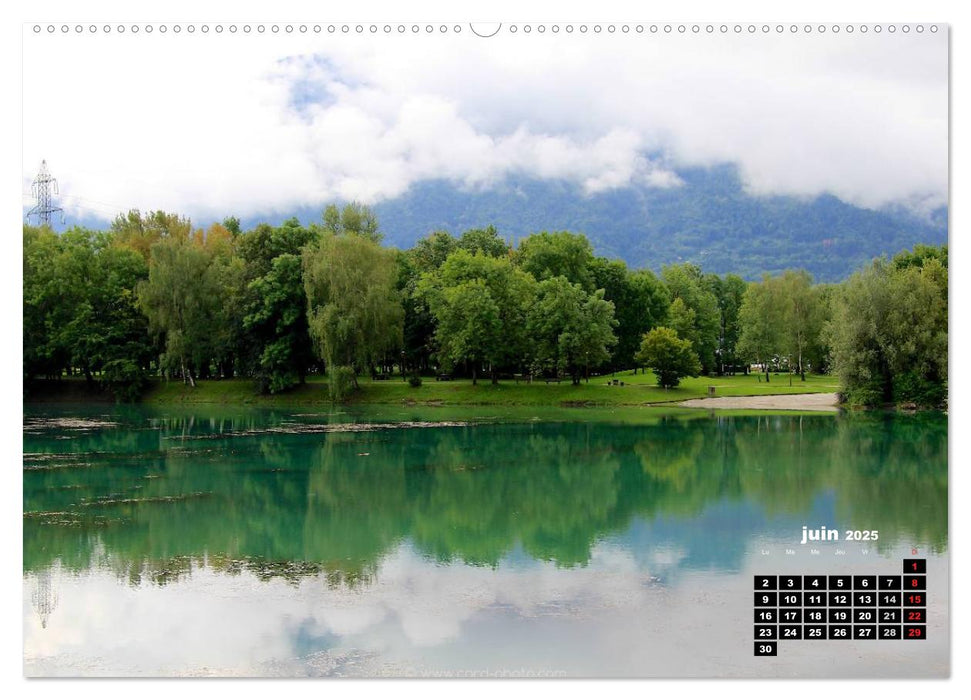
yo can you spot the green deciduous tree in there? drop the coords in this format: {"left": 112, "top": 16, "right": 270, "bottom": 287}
{"left": 736, "top": 270, "right": 829, "bottom": 383}
{"left": 237, "top": 218, "right": 316, "bottom": 392}
{"left": 736, "top": 276, "right": 783, "bottom": 382}
{"left": 23, "top": 225, "right": 154, "bottom": 399}
{"left": 321, "top": 202, "right": 381, "bottom": 242}
{"left": 635, "top": 326, "right": 702, "bottom": 389}
{"left": 704, "top": 273, "right": 746, "bottom": 374}
{"left": 661, "top": 263, "right": 721, "bottom": 374}
{"left": 776, "top": 269, "right": 826, "bottom": 380}
{"left": 137, "top": 237, "right": 222, "bottom": 385}
{"left": 303, "top": 231, "right": 403, "bottom": 398}
{"left": 591, "top": 258, "right": 670, "bottom": 371}
{"left": 457, "top": 225, "right": 509, "bottom": 258}
{"left": 243, "top": 254, "right": 314, "bottom": 393}
{"left": 826, "top": 251, "right": 947, "bottom": 407}
{"left": 418, "top": 249, "right": 536, "bottom": 382}
{"left": 516, "top": 231, "right": 596, "bottom": 291}
{"left": 430, "top": 279, "right": 502, "bottom": 385}
{"left": 526, "top": 276, "right": 617, "bottom": 384}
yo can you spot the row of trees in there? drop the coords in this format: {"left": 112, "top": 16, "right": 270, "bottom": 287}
{"left": 22, "top": 205, "right": 948, "bottom": 406}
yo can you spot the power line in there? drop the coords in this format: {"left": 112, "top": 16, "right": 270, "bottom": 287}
{"left": 25, "top": 160, "right": 64, "bottom": 227}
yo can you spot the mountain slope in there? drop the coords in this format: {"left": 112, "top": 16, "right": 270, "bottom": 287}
{"left": 367, "top": 164, "right": 946, "bottom": 282}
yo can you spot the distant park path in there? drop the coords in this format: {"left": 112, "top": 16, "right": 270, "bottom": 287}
{"left": 675, "top": 392, "right": 840, "bottom": 412}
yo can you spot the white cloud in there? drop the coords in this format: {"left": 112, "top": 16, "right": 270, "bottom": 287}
{"left": 21, "top": 28, "right": 947, "bottom": 226}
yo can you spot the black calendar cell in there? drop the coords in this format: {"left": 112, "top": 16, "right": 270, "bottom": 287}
{"left": 751, "top": 565, "right": 933, "bottom": 654}
{"left": 879, "top": 592, "right": 900, "bottom": 606}
{"left": 904, "top": 625, "right": 926, "bottom": 640}
{"left": 828, "top": 609, "right": 851, "bottom": 623}
{"left": 804, "top": 609, "right": 825, "bottom": 624}
{"left": 829, "top": 575, "right": 851, "bottom": 590}
{"left": 905, "top": 575, "right": 926, "bottom": 591}
{"left": 829, "top": 591, "right": 852, "bottom": 607}
{"left": 880, "top": 609, "right": 901, "bottom": 624}
{"left": 755, "top": 576, "right": 777, "bottom": 590}
{"left": 755, "top": 592, "right": 777, "bottom": 607}
{"left": 879, "top": 625, "right": 902, "bottom": 640}
{"left": 804, "top": 625, "right": 826, "bottom": 639}
{"left": 904, "top": 592, "right": 925, "bottom": 607}
{"left": 879, "top": 575, "right": 902, "bottom": 590}
{"left": 755, "top": 625, "right": 777, "bottom": 640}
{"left": 803, "top": 575, "right": 826, "bottom": 590}
{"left": 755, "top": 609, "right": 777, "bottom": 623}
{"left": 754, "top": 641, "right": 777, "bottom": 656}
{"left": 804, "top": 592, "right": 826, "bottom": 607}
{"left": 903, "top": 559, "right": 927, "bottom": 574}
{"left": 828, "top": 625, "right": 852, "bottom": 639}
{"left": 905, "top": 609, "right": 926, "bottom": 624}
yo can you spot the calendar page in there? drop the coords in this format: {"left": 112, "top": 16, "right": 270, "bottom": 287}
{"left": 21, "top": 10, "right": 949, "bottom": 680}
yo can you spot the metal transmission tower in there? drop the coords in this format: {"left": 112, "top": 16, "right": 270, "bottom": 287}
{"left": 26, "top": 160, "right": 64, "bottom": 226}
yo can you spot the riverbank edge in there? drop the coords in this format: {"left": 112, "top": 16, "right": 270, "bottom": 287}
{"left": 24, "top": 376, "right": 851, "bottom": 412}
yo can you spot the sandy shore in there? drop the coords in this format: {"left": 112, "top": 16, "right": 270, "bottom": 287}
{"left": 674, "top": 392, "right": 840, "bottom": 412}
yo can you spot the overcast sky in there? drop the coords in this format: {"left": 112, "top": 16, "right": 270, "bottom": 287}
{"left": 21, "top": 26, "right": 948, "bottom": 225}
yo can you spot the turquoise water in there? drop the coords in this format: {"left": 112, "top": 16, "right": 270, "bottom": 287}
{"left": 23, "top": 405, "right": 948, "bottom": 677}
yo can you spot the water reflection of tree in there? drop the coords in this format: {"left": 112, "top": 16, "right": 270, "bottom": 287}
{"left": 410, "top": 426, "right": 624, "bottom": 567}
{"left": 733, "top": 415, "right": 834, "bottom": 514}
{"left": 828, "top": 413, "right": 947, "bottom": 553}
{"left": 24, "top": 412, "right": 948, "bottom": 585}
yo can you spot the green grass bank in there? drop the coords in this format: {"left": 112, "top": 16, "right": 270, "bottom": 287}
{"left": 137, "top": 370, "right": 839, "bottom": 408}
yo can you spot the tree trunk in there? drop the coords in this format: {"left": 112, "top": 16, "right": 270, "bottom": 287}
{"left": 183, "top": 362, "right": 196, "bottom": 388}
{"left": 472, "top": 363, "right": 477, "bottom": 386}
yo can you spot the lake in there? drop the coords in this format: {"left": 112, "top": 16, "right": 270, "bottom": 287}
{"left": 23, "top": 404, "right": 948, "bottom": 677}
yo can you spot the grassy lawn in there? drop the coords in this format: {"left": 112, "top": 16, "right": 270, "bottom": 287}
{"left": 142, "top": 370, "right": 840, "bottom": 407}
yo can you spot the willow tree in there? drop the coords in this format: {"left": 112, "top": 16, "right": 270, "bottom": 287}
{"left": 137, "top": 236, "right": 223, "bottom": 386}
{"left": 826, "top": 254, "right": 947, "bottom": 407}
{"left": 303, "top": 232, "right": 403, "bottom": 399}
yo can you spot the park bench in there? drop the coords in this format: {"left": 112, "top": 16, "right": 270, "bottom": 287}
{"left": 435, "top": 374, "right": 453, "bottom": 381}
{"left": 544, "top": 377, "right": 562, "bottom": 384}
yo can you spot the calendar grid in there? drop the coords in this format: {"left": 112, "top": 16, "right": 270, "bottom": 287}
{"left": 754, "top": 559, "right": 926, "bottom": 655}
